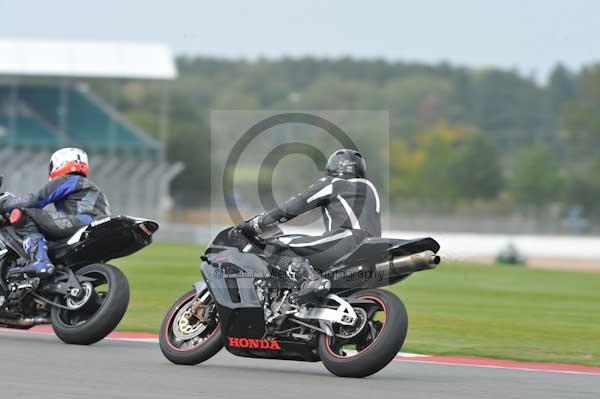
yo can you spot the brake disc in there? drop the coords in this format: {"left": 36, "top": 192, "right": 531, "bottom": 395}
{"left": 172, "top": 301, "right": 208, "bottom": 340}
{"left": 335, "top": 307, "right": 368, "bottom": 339}
{"left": 65, "top": 282, "right": 93, "bottom": 310}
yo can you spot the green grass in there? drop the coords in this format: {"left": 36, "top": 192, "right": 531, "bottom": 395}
{"left": 394, "top": 261, "right": 600, "bottom": 366}
{"left": 113, "top": 242, "right": 202, "bottom": 333}
{"left": 113, "top": 242, "right": 600, "bottom": 366}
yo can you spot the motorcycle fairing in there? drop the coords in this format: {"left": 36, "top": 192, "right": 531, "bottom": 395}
{"left": 224, "top": 338, "right": 320, "bottom": 362}
{"left": 201, "top": 246, "right": 323, "bottom": 362}
{"left": 201, "top": 249, "right": 269, "bottom": 340}
{"left": 48, "top": 216, "right": 158, "bottom": 267}
{"left": 201, "top": 248, "right": 269, "bottom": 309}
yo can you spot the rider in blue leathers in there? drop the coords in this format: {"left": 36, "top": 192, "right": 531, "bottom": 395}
{"left": 0, "top": 148, "right": 110, "bottom": 278}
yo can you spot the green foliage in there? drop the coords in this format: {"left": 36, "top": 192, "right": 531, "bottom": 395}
{"left": 562, "top": 65, "right": 600, "bottom": 157}
{"left": 566, "top": 155, "right": 600, "bottom": 219}
{"left": 113, "top": 80, "right": 211, "bottom": 205}
{"left": 558, "top": 65, "right": 600, "bottom": 218}
{"left": 449, "top": 134, "right": 504, "bottom": 200}
{"left": 86, "top": 56, "right": 600, "bottom": 217}
{"left": 509, "top": 144, "right": 562, "bottom": 207}
{"left": 548, "top": 63, "right": 577, "bottom": 115}
{"left": 390, "top": 123, "right": 503, "bottom": 206}
{"left": 390, "top": 122, "right": 464, "bottom": 205}
{"left": 166, "top": 93, "right": 210, "bottom": 206}
{"left": 470, "top": 70, "right": 545, "bottom": 134}
{"left": 382, "top": 75, "right": 460, "bottom": 134}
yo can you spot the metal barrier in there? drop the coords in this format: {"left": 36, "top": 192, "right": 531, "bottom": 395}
{"left": 0, "top": 148, "right": 183, "bottom": 221}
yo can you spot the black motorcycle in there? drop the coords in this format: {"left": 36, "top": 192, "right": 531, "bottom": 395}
{"left": 0, "top": 176, "right": 158, "bottom": 345}
{"left": 160, "top": 224, "right": 441, "bottom": 378}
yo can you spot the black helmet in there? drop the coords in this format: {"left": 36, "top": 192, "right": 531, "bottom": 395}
{"left": 325, "top": 149, "right": 366, "bottom": 178}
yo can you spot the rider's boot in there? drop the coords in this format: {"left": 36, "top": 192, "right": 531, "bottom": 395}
{"left": 8, "top": 234, "right": 55, "bottom": 278}
{"left": 286, "top": 258, "right": 331, "bottom": 304}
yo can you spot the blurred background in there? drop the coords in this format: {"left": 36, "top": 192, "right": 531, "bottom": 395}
{"left": 1, "top": 0, "right": 600, "bottom": 268}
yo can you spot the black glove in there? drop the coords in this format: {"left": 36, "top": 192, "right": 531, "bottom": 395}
{"left": 229, "top": 216, "right": 262, "bottom": 240}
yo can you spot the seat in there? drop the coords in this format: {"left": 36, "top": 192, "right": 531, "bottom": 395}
{"left": 47, "top": 235, "right": 79, "bottom": 260}
{"left": 47, "top": 236, "right": 74, "bottom": 249}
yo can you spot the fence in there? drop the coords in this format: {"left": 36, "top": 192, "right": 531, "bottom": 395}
{"left": 0, "top": 148, "right": 182, "bottom": 221}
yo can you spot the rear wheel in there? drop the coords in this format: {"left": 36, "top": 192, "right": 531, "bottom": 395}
{"left": 159, "top": 288, "right": 223, "bottom": 365}
{"left": 318, "top": 289, "right": 408, "bottom": 378}
{"left": 51, "top": 263, "right": 129, "bottom": 345}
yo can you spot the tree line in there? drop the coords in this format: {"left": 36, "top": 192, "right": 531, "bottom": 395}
{"left": 106, "top": 57, "right": 600, "bottom": 222}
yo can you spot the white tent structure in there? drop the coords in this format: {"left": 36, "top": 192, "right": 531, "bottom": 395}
{"left": 0, "top": 38, "right": 176, "bottom": 79}
{"left": 0, "top": 38, "right": 182, "bottom": 221}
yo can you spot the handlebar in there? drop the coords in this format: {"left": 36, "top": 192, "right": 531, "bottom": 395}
{"left": 229, "top": 223, "right": 285, "bottom": 251}
{"left": 242, "top": 229, "right": 267, "bottom": 249}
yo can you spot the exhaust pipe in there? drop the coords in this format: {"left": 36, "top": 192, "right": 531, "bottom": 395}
{"left": 375, "top": 250, "right": 441, "bottom": 277}
{"left": 0, "top": 317, "right": 50, "bottom": 328}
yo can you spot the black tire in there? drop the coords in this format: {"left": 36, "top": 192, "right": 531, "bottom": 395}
{"left": 318, "top": 289, "right": 408, "bottom": 378}
{"left": 51, "top": 263, "right": 129, "bottom": 345}
{"left": 159, "top": 289, "right": 223, "bottom": 365}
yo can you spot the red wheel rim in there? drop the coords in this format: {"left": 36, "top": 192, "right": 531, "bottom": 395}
{"left": 164, "top": 292, "right": 220, "bottom": 352}
{"left": 323, "top": 295, "right": 388, "bottom": 359}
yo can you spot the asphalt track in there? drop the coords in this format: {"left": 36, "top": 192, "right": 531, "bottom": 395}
{"left": 1, "top": 331, "right": 599, "bottom": 399}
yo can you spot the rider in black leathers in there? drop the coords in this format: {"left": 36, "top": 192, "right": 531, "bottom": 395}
{"left": 0, "top": 148, "right": 110, "bottom": 278}
{"left": 233, "top": 149, "right": 381, "bottom": 303}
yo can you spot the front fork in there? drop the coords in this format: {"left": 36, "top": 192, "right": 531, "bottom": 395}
{"left": 193, "top": 281, "right": 208, "bottom": 296}
{"left": 189, "top": 281, "right": 213, "bottom": 322}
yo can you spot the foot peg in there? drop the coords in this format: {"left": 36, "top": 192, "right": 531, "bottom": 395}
{"left": 291, "top": 278, "right": 331, "bottom": 304}
{"left": 285, "top": 257, "right": 331, "bottom": 304}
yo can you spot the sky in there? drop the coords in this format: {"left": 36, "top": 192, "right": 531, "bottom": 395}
{"left": 1, "top": 0, "right": 599, "bottom": 81}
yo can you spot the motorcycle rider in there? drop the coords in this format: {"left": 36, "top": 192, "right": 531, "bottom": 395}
{"left": 233, "top": 149, "right": 381, "bottom": 303}
{"left": 0, "top": 148, "right": 110, "bottom": 278}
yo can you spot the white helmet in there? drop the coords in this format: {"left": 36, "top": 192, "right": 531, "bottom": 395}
{"left": 49, "top": 148, "right": 89, "bottom": 180}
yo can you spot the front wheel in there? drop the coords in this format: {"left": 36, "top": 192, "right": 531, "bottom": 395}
{"left": 159, "top": 288, "right": 223, "bottom": 365}
{"left": 51, "top": 263, "right": 130, "bottom": 345}
{"left": 318, "top": 289, "right": 408, "bottom": 378}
